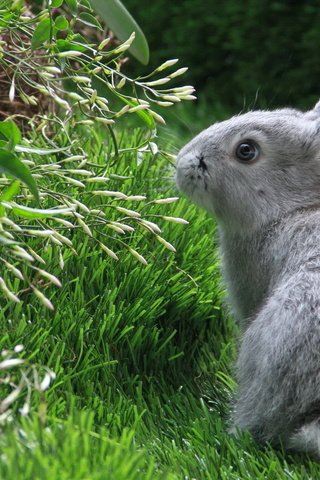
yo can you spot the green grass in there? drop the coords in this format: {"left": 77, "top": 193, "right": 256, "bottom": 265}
{"left": 1, "top": 122, "right": 320, "bottom": 479}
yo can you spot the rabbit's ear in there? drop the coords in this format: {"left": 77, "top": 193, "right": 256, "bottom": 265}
{"left": 305, "top": 100, "right": 320, "bottom": 120}
{"left": 312, "top": 100, "right": 320, "bottom": 116}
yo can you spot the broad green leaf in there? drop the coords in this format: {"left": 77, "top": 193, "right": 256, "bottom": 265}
{"left": 0, "top": 150, "right": 38, "bottom": 202}
{"left": 65, "top": 0, "right": 77, "bottom": 14}
{"left": 0, "top": 181, "right": 20, "bottom": 217}
{"left": 0, "top": 120, "right": 22, "bottom": 146}
{"left": 55, "top": 15, "right": 69, "bottom": 31}
{"left": 0, "top": 180, "right": 20, "bottom": 202}
{"left": 56, "top": 38, "right": 88, "bottom": 53}
{"left": 79, "top": 0, "right": 91, "bottom": 8}
{"left": 31, "top": 18, "right": 51, "bottom": 51}
{"left": 51, "top": 0, "right": 64, "bottom": 6}
{"left": 78, "top": 12, "right": 102, "bottom": 30}
{"left": 89, "top": 0, "right": 149, "bottom": 64}
{"left": 10, "top": 205, "right": 74, "bottom": 219}
{"left": 0, "top": 13, "right": 13, "bottom": 27}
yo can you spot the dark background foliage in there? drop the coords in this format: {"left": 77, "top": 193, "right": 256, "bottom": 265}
{"left": 124, "top": 0, "right": 320, "bottom": 113}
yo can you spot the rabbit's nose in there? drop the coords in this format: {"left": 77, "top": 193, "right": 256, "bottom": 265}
{"left": 197, "top": 154, "right": 207, "bottom": 171}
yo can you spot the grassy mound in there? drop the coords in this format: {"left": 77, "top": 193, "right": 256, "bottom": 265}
{"left": 0, "top": 125, "right": 319, "bottom": 479}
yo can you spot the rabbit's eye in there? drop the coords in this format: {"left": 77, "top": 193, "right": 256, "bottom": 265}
{"left": 235, "top": 142, "right": 259, "bottom": 162}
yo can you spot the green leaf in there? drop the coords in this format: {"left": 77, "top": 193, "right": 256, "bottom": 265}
{"left": 0, "top": 180, "right": 20, "bottom": 203}
{"left": 55, "top": 15, "right": 69, "bottom": 31}
{"left": 51, "top": 0, "right": 64, "bottom": 6}
{"left": 78, "top": 12, "right": 102, "bottom": 30}
{"left": 0, "top": 13, "right": 13, "bottom": 28}
{"left": 31, "top": 18, "right": 51, "bottom": 51}
{"left": 56, "top": 38, "right": 89, "bottom": 53}
{"left": 65, "top": 0, "right": 77, "bottom": 14}
{"left": 10, "top": 205, "right": 74, "bottom": 219}
{"left": 79, "top": 0, "right": 91, "bottom": 8}
{"left": 0, "top": 121, "right": 22, "bottom": 146}
{"left": 89, "top": 0, "right": 149, "bottom": 64}
{"left": 0, "top": 181, "right": 20, "bottom": 217}
{"left": 0, "top": 150, "right": 39, "bottom": 202}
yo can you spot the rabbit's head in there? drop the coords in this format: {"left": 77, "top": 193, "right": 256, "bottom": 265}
{"left": 176, "top": 103, "right": 320, "bottom": 233}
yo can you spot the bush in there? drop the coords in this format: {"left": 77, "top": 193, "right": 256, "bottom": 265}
{"left": 0, "top": 0, "right": 196, "bottom": 309}
{"left": 124, "top": 0, "right": 320, "bottom": 112}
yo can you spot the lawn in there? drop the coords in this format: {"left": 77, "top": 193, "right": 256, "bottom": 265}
{"left": 1, "top": 115, "right": 320, "bottom": 480}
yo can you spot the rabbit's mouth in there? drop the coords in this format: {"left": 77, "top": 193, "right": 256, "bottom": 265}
{"left": 196, "top": 154, "right": 208, "bottom": 172}
{"left": 175, "top": 151, "right": 210, "bottom": 204}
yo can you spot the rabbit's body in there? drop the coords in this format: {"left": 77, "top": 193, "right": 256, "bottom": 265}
{"left": 176, "top": 104, "right": 320, "bottom": 457}
{"left": 228, "top": 210, "right": 320, "bottom": 450}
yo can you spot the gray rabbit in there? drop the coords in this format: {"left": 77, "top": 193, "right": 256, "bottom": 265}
{"left": 176, "top": 102, "right": 320, "bottom": 457}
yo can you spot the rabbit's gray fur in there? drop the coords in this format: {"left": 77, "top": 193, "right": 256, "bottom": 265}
{"left": 176, "top": 102, "right": 320, "bottom": 457}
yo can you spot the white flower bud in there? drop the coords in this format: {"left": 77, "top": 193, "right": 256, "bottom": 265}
{"left": 58, "top": 50, "right": 83, "bottom": 58}
{"left": 115, "top": 105, "right": 130, "bottom": 117}
{"left": 37, "top": 269, "right": 62, "bottom": 287}
{"left": 70, "top": 75, "right": 91, "bottom": 84}
{"left": 109, "top": 222, "right": 134, "bottom": 232}
{"left": 9, "top": 79, "right": 15, "bottom": 102}
{"left": 155, "top": 101, "right": 174, "bottom": 107}
{"left": 33, "top": 288, "right": 54, "bottom": 310}
{"left": 98, "top": 37, "right": 111, "bottom": 50}
{"left": 12, "top": 246, "right": 34, "bottom": 262}
{"left": 161, "top": 216, "right": 189, "bottom": 224}
{"left": 96, "top": 100, "right": 110, "bottom": 111}
{"left": 39, "top": 371, "right": 55, "bottom": 391}
{"left": 93, "top": 190, "right": 127, "bottom": 198}
{"left": 20, "top": 402, "right": 30, "bottom": 416}
{"left": 100, "top": 243, "right": 118, "bottom": 260}
{"left": 157, "top": 59, "right": 179, "bottom": 71}
{"left": 0, "top": 387, "right": 22, "bottom": 412}
{"left": 94, "top": 117, "right": 115, "bottom": 125}
{"left": 59, "top": 251, "right": 65, "bottom": 270}
{"left": 125, "top": 195, "right": 146, "bottom": 201}
{"left": 68, "top": 92, "right": 84, "bottom": 102}
{"left": 0, "top": 277, "right": 20, "bottom": 303}
{"left": 62, "top": 155, "right": 86, "bottom": 162}
{"left": 128, "top": 104, "right": 150, "bottom": 113}
{"left": 53, "top": 232, "right": 73, "bottom": 247}
{"left": 63, "top": 177, "right": 85, "bottom": 187}
{"left": 156, "top": 235, "right": 176, "bottom": 252}
{"left": 116, "top": 207, "right": 141, "bottom": 217}
{"left": 161, "top": 95, "right": 181, "bottom": 103}
{"left": 86, "top": 177, "right": 110, "bottom": 183}
{"left": 128, "top": 247, "right": 147, "bottom": 265}
{"left": 169, "top": 67, "right": 188, "bottom": 78}
{"left": 139, "top": 219, "right": 161, "bottom": 234}
{"left": 149, "top": 111, "right": 166, "bottom": 124}
{"left": 44, "top": 66, "right": 61, "bottom": 74}
{"left": 66, "top": 169, "right": 92, "bottom": 176}
{"left": 14, "top": 345, "right": 24, "bottom": 353}
{"left": 116, "top": 78, "right": 126, "bottom": 89}
{"left": 177, "top": 95, "right": 197, "bottom": 101}
{"left": 0, "top": 358, "right": 24, "bottom": 370}
{"left": 77, "top": 218, "right": 93, "bottom": 237}
{"left": 153, "top": 197, "right": 179, "bottom": 204}
{"left": 107, "top": 224, "right": 125, "bottom": 234}
{"left": 77, "top": 120, "right": 94, "bottom": 125}
{"left": 144, "top": 77, "right": 171, "bottom": 86}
